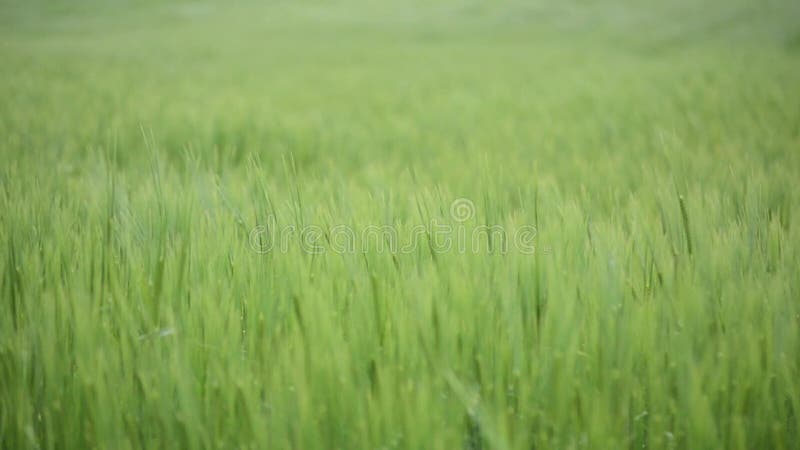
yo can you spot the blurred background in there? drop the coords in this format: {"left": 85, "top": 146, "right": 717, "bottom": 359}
{"left": 2, "top": 1, "right": 798, "bottom": 190}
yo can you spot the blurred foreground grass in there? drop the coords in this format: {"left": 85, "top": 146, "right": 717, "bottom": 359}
{"left": 1, "top": 1, "right": 800, "bottom": 449}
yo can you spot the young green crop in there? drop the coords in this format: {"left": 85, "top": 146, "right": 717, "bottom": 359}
{"left": 2, "top": 1, "right": 799, "bottom": 449}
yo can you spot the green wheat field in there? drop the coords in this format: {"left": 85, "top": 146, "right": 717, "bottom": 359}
{"left": 2, "top": 1, "right": 800, "bottom": 449}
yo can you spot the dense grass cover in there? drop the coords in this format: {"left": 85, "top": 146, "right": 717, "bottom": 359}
{"left": 2, "top": 1, "right": 799, "bottom": 448}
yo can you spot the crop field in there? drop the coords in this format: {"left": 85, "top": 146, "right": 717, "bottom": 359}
{"left": 1, "top": 1, "right": 800, "bottom": 449}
